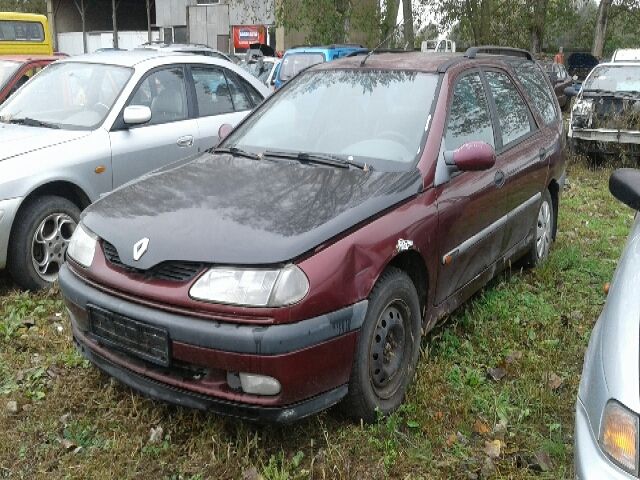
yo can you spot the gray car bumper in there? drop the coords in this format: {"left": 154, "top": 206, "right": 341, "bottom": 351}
{"left": 575, "top": 397, "right": 634, "bottom": 479}
{"left": 0, "top": 197, "right": 22, "bottom": 269}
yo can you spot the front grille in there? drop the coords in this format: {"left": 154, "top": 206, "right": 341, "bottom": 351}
{"left": 101, "top": 241, "right": 204, "bottom": 283}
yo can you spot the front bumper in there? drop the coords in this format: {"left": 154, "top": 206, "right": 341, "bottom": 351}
{"left": 570, "top": 128, "right": 640, "bottom": 145}
{"left": 59, "top": 265, "right": 367, "bottom": 422}
{"left": 575, "top": 397, "right": 635, "bottom": 479}
{"left": 0, "top": 197, "right": 22, "bottom": 269}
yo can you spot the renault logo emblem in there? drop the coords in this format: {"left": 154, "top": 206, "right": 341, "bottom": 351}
{"left": 133, "top": 238, "right": 149, "bottom": 261}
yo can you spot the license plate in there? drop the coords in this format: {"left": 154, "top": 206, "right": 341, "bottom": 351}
{"left": 88, "top": 306, "right": 170, "bottom": 367}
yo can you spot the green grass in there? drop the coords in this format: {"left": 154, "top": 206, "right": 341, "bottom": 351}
{"left": 0, "top": 159, "right": 633, "bottom": 479}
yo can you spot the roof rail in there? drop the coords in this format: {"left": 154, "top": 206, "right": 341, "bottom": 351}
{"left": 465, "top": 46, "right": 534, "bottom": 61}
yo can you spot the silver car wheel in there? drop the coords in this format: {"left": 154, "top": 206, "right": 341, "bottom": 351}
{"left": 31, "top": 213, "right": 77, "bottom": 282}
{"left": 536, "top": 200, "right": 552, "bottom": 260}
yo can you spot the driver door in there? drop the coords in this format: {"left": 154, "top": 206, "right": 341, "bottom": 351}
{"left": 109, "top": 66, "right": 199, "bottom": 188}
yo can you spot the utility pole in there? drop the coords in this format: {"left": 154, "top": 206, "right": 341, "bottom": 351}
{"left": 146, "top": 0, "right": 153, "bottom": 43}
{"left": 112, "top": 0, "right": 119, "bottom": 49}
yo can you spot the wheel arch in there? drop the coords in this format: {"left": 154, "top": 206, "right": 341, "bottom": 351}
{"left": 379, "top": 249, "right": 430, "bottom": 320}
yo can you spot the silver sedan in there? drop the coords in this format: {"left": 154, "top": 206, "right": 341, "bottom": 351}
{"left": 0, "top": 50, "right": 269, "bottom": 290}
{"left": 575, "top": 168, "right": 640, "bottom": 478}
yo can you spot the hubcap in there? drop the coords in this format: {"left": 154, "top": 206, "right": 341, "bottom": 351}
{"left": 369, "top": 302, "right": 409, "bottom": 399}
{"left": 31, "top": 213, "right": 77, "bottom": 282}
{"left": 536, "top": 200, "right": 552, "bottom": 260}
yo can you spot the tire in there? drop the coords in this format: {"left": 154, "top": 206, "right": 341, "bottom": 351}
{"left": 342, "top": 267, "right": 422, "bottom": 422}
{"left": 525, "top": 189, "right": 555, "bottom": 267}
{"left": 8, "top": 196, "right": 80, "bottom": 291}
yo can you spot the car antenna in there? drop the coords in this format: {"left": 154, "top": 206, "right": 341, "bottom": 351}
{"left": 361, "top": 21, "right": 404, "bottom": 67}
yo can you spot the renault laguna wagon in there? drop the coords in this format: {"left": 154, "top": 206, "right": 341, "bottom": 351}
{"left": 60, "top": 47, "right": 566, "bottom": 423}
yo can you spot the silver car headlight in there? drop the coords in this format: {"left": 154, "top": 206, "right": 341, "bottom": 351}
{"left": 189, "top": 264, "right": 309, "bottom": 307}
{"left": 573, "top": 98, "right": 594, "bottom": 117}
{"left": 600, "top": 400, "right": 638, "bottom": 475}
{"left": 66, "top": 224, "right": 97, "bottom": 268}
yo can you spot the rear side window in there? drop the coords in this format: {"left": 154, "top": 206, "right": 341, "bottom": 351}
{"left": 224, "top": 71, "right": 253, "bottom": 111}
{"left": 445, "top": 73, "right": 495, "bottom": 152}
{"left": 191, "top": 66, "right": 234, "bottom": 117}
{"left": 511, "top": 62, "right": 558, "bottom": 125}
{"left": 485, "top": 71, "right": 532, "bottom": 146}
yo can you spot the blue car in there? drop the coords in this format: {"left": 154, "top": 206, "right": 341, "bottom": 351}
{"left": 274, "top": 44, "right": 368, "bottom": 89}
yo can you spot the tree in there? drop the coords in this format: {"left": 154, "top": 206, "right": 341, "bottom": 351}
{"left": 402, "top": 0, "right": 415, "bottom": 49}
{"left": 592, "top": 0, "right": 612, "bottom": 58}
{"left": 0, "top": 0, "right": 46, "bottom": 13}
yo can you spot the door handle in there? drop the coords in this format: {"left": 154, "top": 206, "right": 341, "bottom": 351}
{"left": 177, "top": 135, "right": 194, "bottom": 148}
{"left": 494, "top": 170, "right": 506, "bottom": 188}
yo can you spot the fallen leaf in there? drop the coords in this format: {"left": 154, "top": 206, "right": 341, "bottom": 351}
{"left": 487, "top": 367, "right": 507, "bottom": 381}
{"left": 434, "top": 411, "right": 444, "bottom": 421}
{"left": 5, "top": 400, "right": 18, "bottom": 414}
{"left": 60, "top": 439, "right": 76, "bottom": 450}
{"left": 531, "top": 450, "right": 553, "bottom": 472}
{"left": 480, "top": 456, "right": 496, "bottom": 478}
{"left": 60, "top": 413, "right": 71, "bottom": 425}
{"left": 484, "top": 440, "right": 501, "bottom": 459}
{"left": 148, "top": 426, "right": 163, "bottom": 444}
{"left": 473, "top": 419, "right": 491, "bottom": 436}
{"left": 21, "top": 318, "right": 36, "bottom": 328}
{"left": 446, "top": 432, "right": 458, "bottom": 447}
{"left": 548, "top": 372, "right": 564, "bottom": 391}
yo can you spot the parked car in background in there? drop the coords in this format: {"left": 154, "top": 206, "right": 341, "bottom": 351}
{"left": 0, "top": 55, "right": 57, "bottom": 104}
{"left": 567, "top": 52, "right": 599, "bottom": 82}
{"left": 0, "top": 50, "right": 269, "bottom": 290}
{"left": 136, "top": 42, "right": 234, "bottom": 63}
{"left": 421, "top": 39, "right": 456, "bottom": 53}
{"left": 541, "top": 60, "right": 572, "bottom": 109}
{"left": 240, "top": 55, "right": 281, "bottom": 87}
{"left": 274, "top": 44, "right": 368, "bottom": 89}
{"left": 0, "top": 12, "right": 53, "bottom": 55}
{"left": 60, "top": 46, "right": 565, "bottom": 423}
{"left": 611, "top": 48, "right": 640, "bottom": 62}
{"left": 575, "top": 168, "right": 640, "bottom": 479}
{"left": 568, "top": 62, "right": 640, "bottom": 161}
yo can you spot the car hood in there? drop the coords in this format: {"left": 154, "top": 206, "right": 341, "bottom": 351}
{"left": 83, "top": 153, "right": 423, "bottom": 269}
{"left": 0, "top": 123, "right": 89, "bottom": 161}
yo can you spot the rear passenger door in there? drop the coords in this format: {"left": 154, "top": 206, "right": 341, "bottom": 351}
{"left": 435, "top": 71, "right": 509, "bottom": 304}
{"left": 189, "top": 65, "right": 263, "bottom": 151}
{"left": 483, "top": 67, "right": 553, "bottom": 252}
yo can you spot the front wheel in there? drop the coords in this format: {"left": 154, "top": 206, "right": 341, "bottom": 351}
{"left": 342, "top": 267, "right": 422, "bottom": 422}
{"left": 8, "top": 196, "right": 80, "bottom": 291}
{"left": 526, "top": 189, "right": 555, "bottom": 267}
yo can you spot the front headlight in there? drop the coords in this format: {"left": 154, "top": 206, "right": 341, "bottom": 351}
{"left": 189, "top": 264, "right": 309, "bottom": 307}
{"left": 600, "top": 400, "right": 638, "bottom": 474}
{"left": 573, "top": 98, "right": 594, "bottom": 117}
{"left": 66, "top": 224, "right": 97, "bottom": 268}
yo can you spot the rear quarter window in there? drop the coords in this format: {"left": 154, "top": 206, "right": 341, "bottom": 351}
{"left": 510, "top": 61, "right": 559, "bottom": 125}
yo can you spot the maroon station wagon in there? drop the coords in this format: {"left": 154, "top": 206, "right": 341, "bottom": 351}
{"left": 0, "top": 55, "right": 58, "bottom": 104}
{"left": 59, "top": 46, "right": 566, "bottom": 423}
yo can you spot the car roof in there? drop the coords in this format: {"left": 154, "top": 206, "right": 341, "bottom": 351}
{"left": 57, "top": 49, "right": 231, "bottom": 67}
{"left": 595, "top": 61, "right": 640, "bottom": 68}
{"left": 286, "top": 45, "right": 368, "bottom": 54}
{"left": 0, "top": 54, "right": 59, "bottom": 63}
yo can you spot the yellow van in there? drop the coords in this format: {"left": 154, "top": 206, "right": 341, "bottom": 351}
{"left": 0, "top": 12, "right": 53, "bottom": 55}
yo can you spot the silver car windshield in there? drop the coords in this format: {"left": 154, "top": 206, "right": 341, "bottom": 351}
{"left": 584, "top": 65, "right": 640, "bottom": 93}
{"left": 225, "top": 70, "right": 439, "bottom": 171}
{"left": 0, "top": 60, "right": 19, "bottom": 90}
{"left": 0, "top": 62, "right": 132, "bottom": 130}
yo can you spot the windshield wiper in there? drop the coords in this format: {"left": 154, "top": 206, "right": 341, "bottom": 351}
{"left": 212, "top": 146, "right": 261, "bottom": 160}
{"left": 4, "top": 117, "right": 60, "bottom": 129}
{"left": 263, "top": 150, "right": 369, "bottom": 170}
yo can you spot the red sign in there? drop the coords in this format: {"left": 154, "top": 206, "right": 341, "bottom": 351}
{"left": 232, "top": 25, "right": 266, "bottom": 49}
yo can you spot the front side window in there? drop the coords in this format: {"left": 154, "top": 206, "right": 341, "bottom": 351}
{"left": 445, "top": 73, "right": 495, "bottom": 152}
{"left": 224, "top": 70, "right": 439, "bottom": 171}
{"left": 485, "top": 71, "right": 532, "bottom": 146}
{"left": 280, "top": 53, "right": 325, "bottom": 82}
{"left": 511, "top": 61, "right": 558, "bottom": 125}
{"left": 0, "top": 20, "right": 44, "bottom": 42}
{"left": 129, "top": 67, "right": 188, "bottom": 125}
{"left": 191, "top": 66, "right": 234, "bottom": 117}
{"left": 0, "top": 60, "right": 19, "bottom": 89}
{"left": 0, "top": 62, "right": 131, "bottom": 130}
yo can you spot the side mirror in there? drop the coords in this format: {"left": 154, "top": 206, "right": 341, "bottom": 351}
{"left": 610, "top": 168, "right": 640, "bottom": 210}
{"left": 444, "top": 141, "right": 496, "bottom": 172}
{"left": 123, "top": 105, "right": 151, "bottom": 125}
{"left": 218, "top": 123, "right": 233, "bottom": 141}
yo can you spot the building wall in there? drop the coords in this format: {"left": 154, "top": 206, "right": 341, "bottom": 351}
{"left": 155, "top": 0, "right": 275, "bottom": 28}
{"left": 51, "top": 0, "right": 151, "bottom": 33}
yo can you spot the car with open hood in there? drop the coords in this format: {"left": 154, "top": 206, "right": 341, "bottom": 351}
{"left": 0, "top": 50, "right": 269, "bottom": 291}
{"left": 568, "top": 62, "right": 640, "bottom": 161}
{"left": 59, "top": 46, "right": 566, "bottom": 423}
{"left": 575, "top": 168, "right": 640, "bottom": 479}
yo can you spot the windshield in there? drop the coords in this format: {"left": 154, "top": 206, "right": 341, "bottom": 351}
{"left": 280, "top": 53, "right": 325, "bottom": 81}
{"left": 584, "top": 65, "right": 640, "bottom": 93}
{"left": 0, "top": 62, "right": 132, "bottom": 130}
{"left": 224, "top": 70, "right": 439, "bottom": 171}
{"left": 0, "top": 60, "right": 19, "bottom": 90}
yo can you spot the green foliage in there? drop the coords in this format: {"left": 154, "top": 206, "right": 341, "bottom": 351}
{"left": 0, "top": 0, "right": 46, "bottom": 14}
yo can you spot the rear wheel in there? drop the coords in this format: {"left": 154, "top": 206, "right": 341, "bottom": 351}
{"left": 342, "top": 267, "right": 422, "bottom": 422}
{"left": 8, "top": 196, "right": 80, "bottom": 291}
{"left": 526, "top": 189, "right": 555, "bottom": 267}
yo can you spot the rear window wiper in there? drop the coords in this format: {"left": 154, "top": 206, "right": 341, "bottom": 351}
{"left": 263, "top": 150, "right": 369, "bottom": 170}
{"left": 212, "top": 146, "right": 261, "bottom": 160}
{"left": 4, "top": 117, "right": 60, "bottom": 129}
